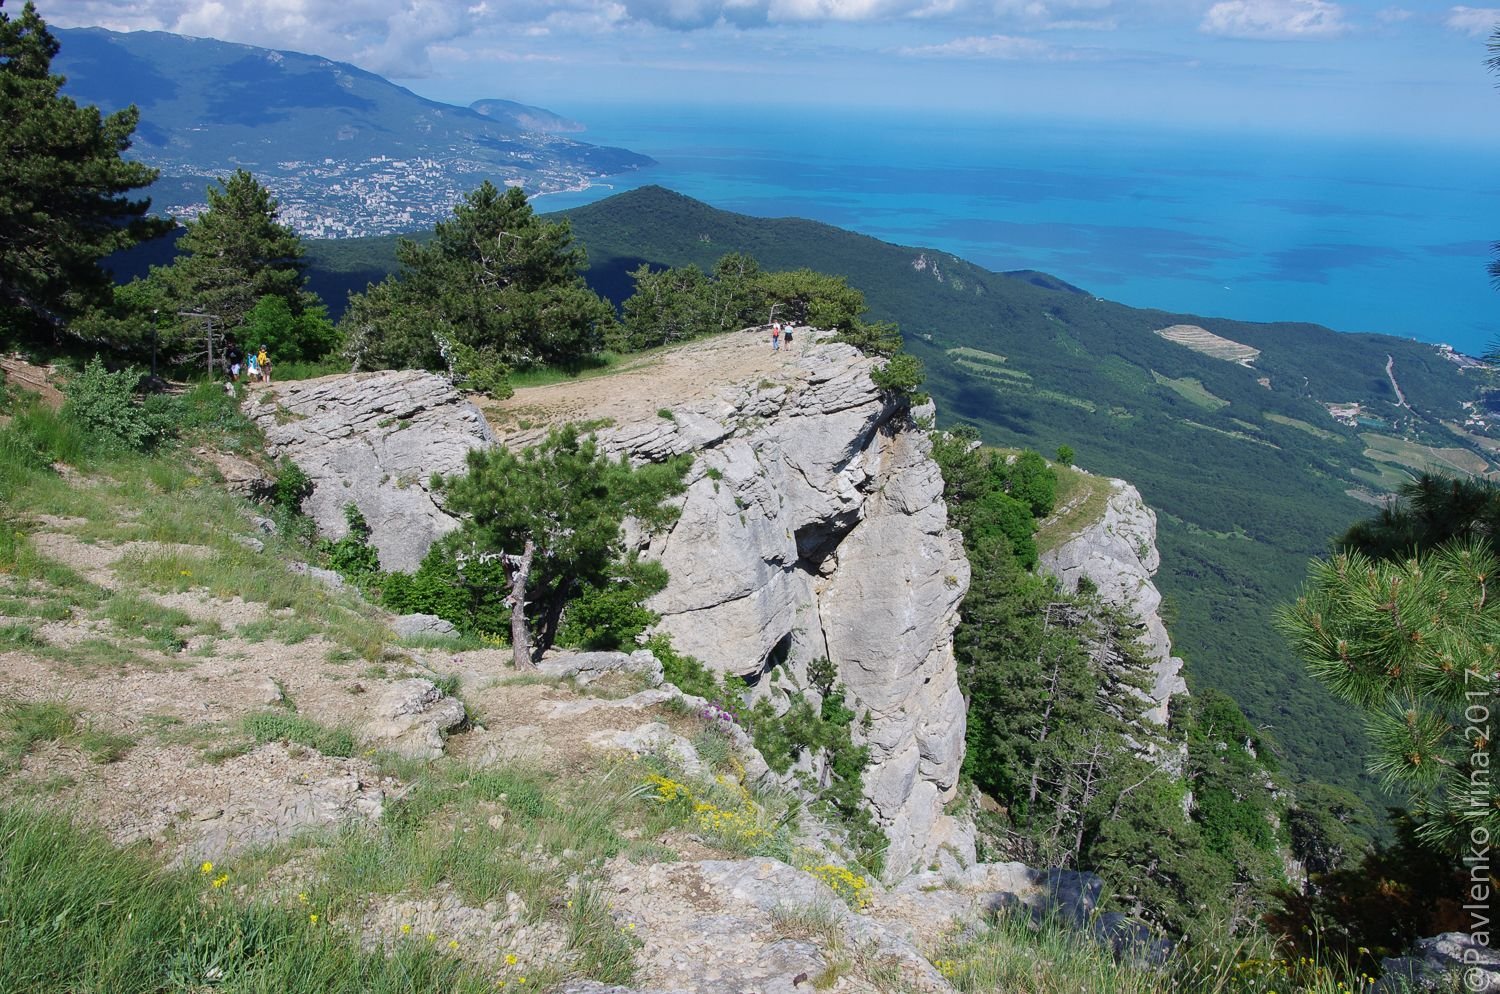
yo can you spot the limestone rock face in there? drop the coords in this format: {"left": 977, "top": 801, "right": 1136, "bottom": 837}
{"left": 246, "top": 371, "right": 495, "bottom": 572}
{"left": 1039, "top": 478, "right": 1188, "bottom": 724}
{"left": 586, "top": 341, "right": 972, "bottom": 881}
{"left": 361, "top": 678, "right": 468, "bottom": 759}
{"left": 257, "top": 340, "right": 972, "bottom": 881}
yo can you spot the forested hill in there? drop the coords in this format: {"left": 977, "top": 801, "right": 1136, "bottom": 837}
{"left": 305, "top": 184, "right": 1497, "bottom": 808}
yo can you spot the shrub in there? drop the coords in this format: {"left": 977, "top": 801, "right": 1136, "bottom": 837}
{"left": 647, "top": 635, "right": 720, "bottom": 700}
{"left": 270, "top": 459, "right": 312, "bottom": 514}
{"left": 558, "top": 559, "right": 667, "bottom": 651}
{"left": 381, "top": 539, "right": 513, "bottom": 637}
{"left": 320, "top": 504, "right": 382, "bottom": 585}
{"left": 869, "top": 351, "right": 926, "bottom": 402}
{"left": 61, "top": 356, "right": 172, "bottom": 452}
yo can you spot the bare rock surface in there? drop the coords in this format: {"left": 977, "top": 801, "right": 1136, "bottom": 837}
{"left": 391, "top": 613, "right": 460, "bottom": 639}
{"left": 246, "top": 371, "right": 495, "bottom": 571}
{"left": 361, "top": 678, "right": 468, "bottom": 759}
{"left": 1039, "top": 477, "right": 1188, "bottom": 723}
{"left": 238, "top": 332, "right": 972, "bottom": 882}
{"left": 538, "top": 649, "right": 664, "bottom": 687}
{"left": 491, "top": 329, "right": 972, "bottom": 881}
{"left": 601, "top": 858, "right": 955, "bottom": 994}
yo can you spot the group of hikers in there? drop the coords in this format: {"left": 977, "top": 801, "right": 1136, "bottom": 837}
{"left": 769, "top": 321, "right": 795, "bottom": 352}
{"left": 223, "top": 342, "right": 272, "bottom": 387}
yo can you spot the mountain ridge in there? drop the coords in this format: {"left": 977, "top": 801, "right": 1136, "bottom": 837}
{"left": 52, "top": 26, "right": 652, "bottom": 238}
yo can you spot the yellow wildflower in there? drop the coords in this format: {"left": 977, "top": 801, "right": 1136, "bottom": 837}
{"left": 505, "top": 953, "right": 518, "bottom": 966}
{"left": 308, "top": 913, "right": 319, "bottom": 924}
{"left": 448, "top": 940, "right": 460, "bottom": 950}
{"left": 401, "top": 924, "right": 412, "bottom": 935}
{"left": 199, "top": 861, "right": 214, "bottom": 875}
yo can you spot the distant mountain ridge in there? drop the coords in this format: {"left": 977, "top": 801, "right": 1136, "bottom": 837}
{"left": 52, "top": 26, "right": 651, "bottom": 238}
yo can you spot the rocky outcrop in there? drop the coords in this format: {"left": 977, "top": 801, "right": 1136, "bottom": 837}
{"left": 1039, "top": 478, "right": 1187, "bottom": 724}
{"left": 255, "top": 338, "right": 971, "bottom": 881}
{"left": 1377, "top": 933, "right": 1500, "bottom": 993}
{"left": 360, "top": 678, "right": 468, "bottom": 759}
{"left": 537, "top": 649, "right": 665, "bottom": 687}
{"left": 247, "top": 371, "right": 495, "bottom": 572}
{"left": 565, "top": 339, "right": 972, "bottom": 881}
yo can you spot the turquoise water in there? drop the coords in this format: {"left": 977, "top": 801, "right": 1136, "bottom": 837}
{"left": 543, "top": 107, "right": 1499, "bottom": 355}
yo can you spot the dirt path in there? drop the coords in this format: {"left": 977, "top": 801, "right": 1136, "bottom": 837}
{"left": 479, "top": 326, "right": 807, "bottom": 437}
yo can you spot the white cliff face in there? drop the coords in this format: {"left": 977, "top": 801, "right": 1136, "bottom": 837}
{"left": 578, "top": 339, "right": 973, "bottom": 881}
{"left": 253, "top": 335, "right": 974, "bottom": 881}
{"left": 248, "top": 370, "right": 496, "bottom": 572}
{"left": 1038, "top": 478, "right": 1188, "bottom": 724}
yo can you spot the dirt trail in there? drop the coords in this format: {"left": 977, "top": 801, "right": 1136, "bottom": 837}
{"left": 479, "top": 326, "right": 806, "bottom": 437}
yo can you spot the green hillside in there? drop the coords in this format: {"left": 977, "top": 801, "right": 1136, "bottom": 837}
{"left": 309, "top": 185, "right": 1498, "bottom": 808}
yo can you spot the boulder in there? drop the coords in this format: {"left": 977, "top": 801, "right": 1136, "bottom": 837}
{"left": 391, "top": 613, "right": 460, "bottom": 639}
{"left": 287, "top": 561, "right": 346, "bottom": 591}
{"left": 361, "top": 678, "right": 468, "bottom": 759}
{"left": 538, "top": 649, "right": 664, "bottom": 687}
{"left": 1377, "top": 932, "right": 1500, "bottom": 993}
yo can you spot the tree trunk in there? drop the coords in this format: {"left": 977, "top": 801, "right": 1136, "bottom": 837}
{"left": 508, "top": 537, "right": 536, "bottom": 670}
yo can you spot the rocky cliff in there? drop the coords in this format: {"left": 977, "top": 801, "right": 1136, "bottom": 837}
{"left": 253, "top": 330, "right": 974, "bottom": 880}
{"left": 246, "top": 370, "right": 496, "bottom": 573}
{"left": 1039, "top": 477, "right": 1188, "bottom": 724}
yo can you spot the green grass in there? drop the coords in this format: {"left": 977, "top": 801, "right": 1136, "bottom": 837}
{"left": 1152, "top": 370, "right": 1230, "bottom": 411}
{"left": 0, "top": 697, "right": 133, "bottom": 767}
{"left": 1265, "top": 412, "right": 1341, "bottom": 441}
{"left": 933, "top": 911, "right": 1375, "bottom": 994}
{"left": 0, "top": 805, "right": 496, "bottom": 994}
{"left": 100, "top": 593, "right": 212, "bottom": 653}
{"left": 1035, "top": 465, "right": 1111, "bottom": 554}
{"left": 0, "top": 622, "right": 45, "bottom": 651}
{"left": 243, "top": 712, "right": 356, "bottom": 758}
{"left": 1360, "top": 431, "right": 1491, "bottom": 477}
{"left": 0, "top": 698, "right": 77, "bottom": 765}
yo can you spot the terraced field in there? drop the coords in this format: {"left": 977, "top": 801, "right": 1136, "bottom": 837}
{"left": 1154, "top": 325, "right": 1262, "bottom": 366}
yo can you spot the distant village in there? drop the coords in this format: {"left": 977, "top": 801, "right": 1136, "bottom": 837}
{"left": 158, "top": 153, "right": 596, "bottom": 239}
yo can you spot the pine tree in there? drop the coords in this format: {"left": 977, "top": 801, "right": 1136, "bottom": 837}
{"left": 1278, "top": 539, "right": 1500, "bottom": 851}
{"left": 437, "top": 426, "right": 687, "bottom": 667}
{"left": 342, "top": 182, "right": 614, "bottom": 395}
{"left": 0, "top": 1, "right": 168, "bottom": 338}
{"left": 163, "top": 169, "right": 310, "bottom": 334}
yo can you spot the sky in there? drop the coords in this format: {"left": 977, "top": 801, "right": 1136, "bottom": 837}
{"left": 35, "top": 0, "right": 1500, "bottom": 143}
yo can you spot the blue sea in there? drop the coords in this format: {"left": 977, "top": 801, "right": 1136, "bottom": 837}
{"left": 540, "top": 107, "right": 1499, "bottom": 356}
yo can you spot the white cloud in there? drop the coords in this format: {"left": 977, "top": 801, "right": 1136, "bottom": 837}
{"left": 1200, "top": 0, "right": 1348, "bottom": 38}
{"left": 899, "top": 32, "right": 1068, "bottom": 57}
{"left": 39, "top": 1, "right": 627, "bottom": 73}
{"left": 1374, "top": 6, "right": 1412, "bottom": 22}
{"left": 1445, "top": 5, "right": 1500, "bottom": 35}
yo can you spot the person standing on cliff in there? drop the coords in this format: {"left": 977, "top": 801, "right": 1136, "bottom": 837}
{"left": 783, "top": 325, "right": 794, "bottom": 351}
{"left": 771, "top": 322, "right": 781, "bottom": 352}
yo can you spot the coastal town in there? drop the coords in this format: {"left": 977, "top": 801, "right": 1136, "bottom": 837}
{"left": 155, "top": 153, "right": 602, "bottom": 239}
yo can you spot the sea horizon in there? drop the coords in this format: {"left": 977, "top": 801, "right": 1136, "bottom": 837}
{"left": 538, "top": 105, "right": 1498, "bottom": 357}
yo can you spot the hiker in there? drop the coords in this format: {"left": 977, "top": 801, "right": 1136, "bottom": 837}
{"left": 256, "top": 344, "right": 272, "bottom": 384}
{"left": 783, "top": 325, "right": 794, "bottom": 350}
{"left": 771, "top": 322, "right": 781, "bottom": 352}
{"left": 225, "top": 342, "right": 243, "bottom": 381}
{"left": 246, "top": 349, "right": 260, "bottom": 383}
